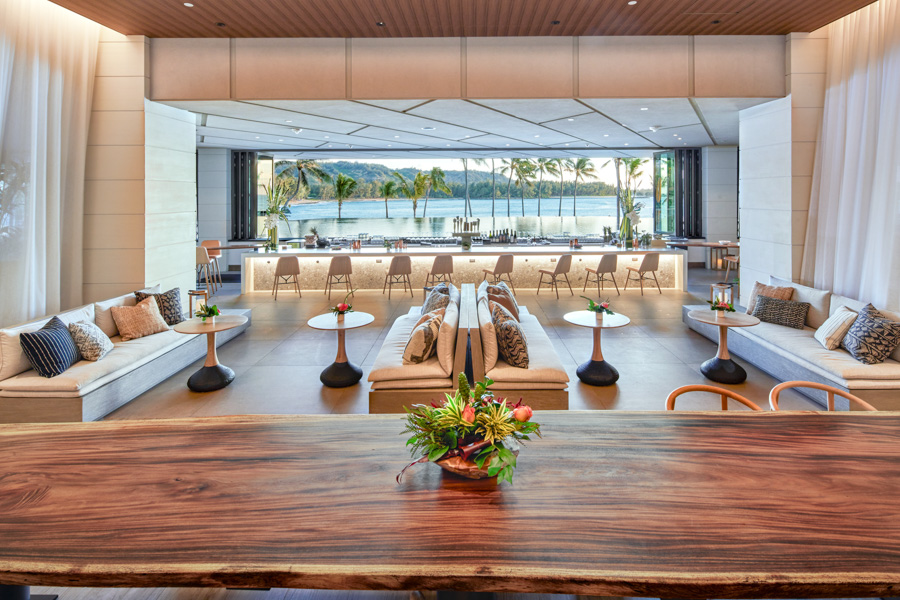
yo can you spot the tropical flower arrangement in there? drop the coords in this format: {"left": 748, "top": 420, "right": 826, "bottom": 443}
{"left": 707, "top": 298, "right": 736, "bottom": 312}
{"left": 582, "top": 296, "right": 614, "bottom": 315}
{"left": 330, "top": 290, "right": 355, "bottom": 319}
{"left": 398, "top": 374, "right": 540, "bottom": 485}
{"left": 195, "top": 303, "right": 220, "bottom": 322}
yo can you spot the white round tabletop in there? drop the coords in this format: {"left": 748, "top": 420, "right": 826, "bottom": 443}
{"left": 688, "top": 310, "right": 760, "bottom": 328}
{"left": 564, "top": 310, "right": 631, "bottom": 329}
{"left": 307, "top": 311, "right": 375, "bottom": 331}
{"left": 173, "top": 314, "right": 248, "bottom": 335}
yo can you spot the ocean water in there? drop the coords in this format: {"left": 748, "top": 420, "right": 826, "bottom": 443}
{"left": 282, "top": 195, "right": 654, "bottom": 238}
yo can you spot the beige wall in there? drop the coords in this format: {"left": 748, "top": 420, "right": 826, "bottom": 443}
{"left": 149, "top": 36, "right": 786, "bottom": 101}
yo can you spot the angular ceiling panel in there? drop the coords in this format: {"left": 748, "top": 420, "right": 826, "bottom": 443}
{"left": 580, "top": 99, "right": 701, "bottom": 132}
{"left": 470, "top": 99, "right": 593, "bottom": 124}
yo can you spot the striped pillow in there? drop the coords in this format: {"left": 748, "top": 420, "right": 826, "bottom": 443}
{"left": 19, "top": 316, "right": 81, "bottom": 378}
{"left": 403, "top": 311, "right": 443, "bottom": 364}
{"left": 814, "top": 306, "right": 858, "bottom": 350}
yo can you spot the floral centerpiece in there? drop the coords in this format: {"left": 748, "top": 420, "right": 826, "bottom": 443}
{"left": 708, "top": 283, "right": 736, "bottom": 317}
{"left": 581, "top": 296, "right": 614, "bottom": 321}
{"left": 398, "top": 374, "right": 540, "bottom": 485}
{"left": 626, "top": 210, "right": 642, "bottom": 248}
{"left": 263, "top": 180, "right": 291, "bottom": 251}
{"left": 195, "top": 303, "right": 220, "bottom": 323}
{"left": 330, "top": 290, "right": 355, "bottom": 322}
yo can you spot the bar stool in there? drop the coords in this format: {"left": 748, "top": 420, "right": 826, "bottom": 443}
{"left": 200, "top": 240, "right": 223, "bottom": 288}
{"left": 424, "top": 255, "right": 453, "bottom": 298}
{"left": 537, "top": 254, "right": 573, "bottom": 298}
{"left": 584, "top": 254, "right": 619, "bottom": 296}
{"left": 196, "top": 246, "right": 217, "bottom": 293}
{"left": 482, "top": 254, "right": 516, "bottom": 295}
{"left": 383, "top": 255, "right": 413, "bottom": 299}
{"left": 325, "top": 256, "right": 353, "bottom": 300}
{"left": 272, "top": 256, "right": 301, "bottom": 300}
{"left": 624, "top": 253, "right": 661, "bottom": 295}
{"left": 724, "top": 254, "right": 740, "bottom": 281}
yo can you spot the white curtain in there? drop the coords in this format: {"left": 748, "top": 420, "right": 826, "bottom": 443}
{"left": 0, "top": 0, "right": 99, "bottom": 325}
{"left": 802, "top": 0, "right": 900, "bottom": 310}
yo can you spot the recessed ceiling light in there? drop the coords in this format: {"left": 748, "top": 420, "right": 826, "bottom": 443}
{"left": 711, "top": 19, "right": 721, "bottom": 24}
{"left": 564, "top": 143, "right": 569, "bottom": 146}
{"left": 567, "top": 118, "right": 575, "bottom": 122}
{"left": 505, "top": 144, "right": 510, "bottom": 147}
{"left": 387, "top": 144, "right": 392, "bottom": 147}
{"left": 285, "top": 120, "right": 291, "bottom": 123}
{"left": 678, "top": 137, "right": 682, "bottom": 140}
{"left": 255, "top": 136, "right": 259, "bottom": 139}
{"left": 628, "top": 0, "right": 637, "bottom": 5}
{"left": 376, "top": 21, "right": 385, "bottom": 26}
{"left": 183, "top": 2, "right": 193, "bottom": 7}
{"left": 324, "top": 136, "right": 329, "bottom": 139}
{"left": 422, "top": 126, "right": 436, "bottom": 131}
{"left": 291, "top": 128, "right": 302, "bottom": 134}
{"left": 603, "top": 134, "right": 609, "bottom": 137}
{"left": 624, "top": 143, "right": 629, "bottom": 146}
{"left": 640, "top": 107, "right": 649, "bottom": 111}
{"left": 394, "top": 135, "right": 400, "bottom": 138}
{"left": 534, "top": 135, "right": 540, "bottom": 138}
{"left": 464, "top": 135, "right": 470, "bottom": 138}
{"left": 551, "top": 20, "right": 560, "bottom": 25}
{"left": 328, "top": 144, "right": 333, "bottom": 147}
{"left": 446, "top": 144, "right": 451, "bottom": 147}
{"left": 674, "top": 134, "right": 679, "bottom": 137}
{"left": 278, "top": 139, "right": 284, "bottom": 142}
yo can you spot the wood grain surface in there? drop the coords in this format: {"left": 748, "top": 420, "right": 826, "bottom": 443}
{"left": 2, "top": 412, "right": 900, "bottom": 598}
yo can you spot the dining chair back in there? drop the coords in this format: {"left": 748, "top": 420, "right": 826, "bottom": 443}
{"left": 383, "top": 255, "right": 413, "bottom": 299}
{"left": 200, "top": 240, "right": 223, "bottom": 288}
{"left": 272, "top": 256, "right": 301, "bottom": 300}
{"left": 482, "top": 254, "right": 516, "bottom": 294}
{"left": 537, "top": 254, "right": 574, "bottom": 299}
{"left": 325, "top": 256, "right": 354, "bottom": 300}
{"left": 769, "top": 381, "right": 877, "bottom": 412}
{"left": 624, "top": 252, "right": 662, "bottom": 295}
{"left": 666, "top": 384, "right": 762, "bottom": 411}
{"left": 424, "top": 255, "right": 453, "bottom": 297}
{"left": 583, "top": 254, "right": 619, "bottom": 295}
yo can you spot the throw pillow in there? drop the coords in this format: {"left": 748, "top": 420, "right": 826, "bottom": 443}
{"left": 134, "top": 287, "right": 184, "bottom": 326}
{"left": 814, "top": 306, "right": 858, "bottom": 350}
{"left": 751, "top": 295, "right": 811, "bottom": 329}
{"left": 745, "top": 281, "right": 794, "bottom": 314}
{"left": 841, "top": 304, "right": 900, "bottom": 365}
{"left": 422, "top": 288, "right": 451, "bottom": 315}
{"left": 68, "top": 321, "right": 114, "bottom": 361}
{"left": 413, "top": 308, "right": 445, "bottom": 329}
{"left": 19, "top": 316, "right": 81, "bottom": 378}
{"left": 491, "top": 301, "right": 529, "bottom": 368}
{"left": 486, "top": 282, "right": 519, "bottom": 319}
{"left": 403, "top": 311, "right": 444, "bottom": 364}
{"left": 111, "top": 297, "right": 170, "bottom": 341}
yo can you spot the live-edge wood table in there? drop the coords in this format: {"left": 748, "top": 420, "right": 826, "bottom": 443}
{"left": 3, "top": 412, "right": 900, "bottom": 600}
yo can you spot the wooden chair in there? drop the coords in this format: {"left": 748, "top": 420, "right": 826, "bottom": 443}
{"left": 200, "top": 240, "right": 223, "bottom": 288}
{"left": 325, "top": 256, "right": 353, "bottom": 300}
{"left": 424, "top": 255, "right": 453, "bottom": 298}
{"left": 537, "top": 254, "right": 574, "bottom": 298}
{"left": 769, "top": 381, "right": 878, "bottom": 412}
{"left": 624, "top": 252, "right": 662, "bottom": 295}
{"left": 724, "top": 254, "right": 740, "bottom": 281}
{"left": 482, "top": 254, "right": 516, "bottom": 295}
{"left": 666, "top": 384, "right": 763, "bottom": 411}
{"left": 383, "top": 255, "right": 413, "bottom": 299}
{"left": 272, "top": 256, "right": 301, "bottom": 300}
{"left": 583, "top": 254, "right": 619, "bottom": 296}
{"left": 196, "top": 246, "right": 217, "bottom": 294}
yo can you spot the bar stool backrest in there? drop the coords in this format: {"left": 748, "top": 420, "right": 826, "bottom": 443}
{"left": 597, "top": 253, "right": 618, "bottom": 273}
{"left": 328, "top": 256, "right": 352, "bottom": 276}
{"left": 275, "top": 256, "right": 301, "bottom": 276}
{"left": 494, "top": 254, "right": 514, "bottom": 275}
{"left": 200, "top": 240, "right": 222, "bottom": 258}
{"left": 196, "top": 246, "right": 212, "bottom": 265}
{"left": 431, "top": 254, "right": 453, "bottom": 275}
{"left": 388, "top": 255, "right": 412, "bottom": 275}
{"left": 555, "top": 254, "right": 573, "bottom": 275}
{"left": 639, "top": 252, "right": 660, "bottom": 272}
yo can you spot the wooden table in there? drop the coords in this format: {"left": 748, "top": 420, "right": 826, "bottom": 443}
{"left": 172, "top": 315, "right": 249, "bottom": 392}
{"left": 563, "top": 310, "right": 631, "bottom": 386}
{"left": 688, "top": 310, "right": 760, "bottom": 384}
{"left": 307, "top": 311, "right": 374, "bottom": 387}
{"left": 2, "top": 412, "right": 900, "bottom": 600}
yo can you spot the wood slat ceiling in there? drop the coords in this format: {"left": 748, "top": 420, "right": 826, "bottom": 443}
{"left": 50, "top": 0, "right": 876, "bottom": 38}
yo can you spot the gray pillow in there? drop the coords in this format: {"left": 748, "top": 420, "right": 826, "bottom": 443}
{"left": 68, "top": 321, "right": 114, "bottom": 361}
{"left": 841, "top": 304, "right": 900, "bottom": 365}
{"left": 751, "top": 295, "right": 811, "bottom": 329}
{"left": 134, "top": 287, "right": 184, "bottom": 326}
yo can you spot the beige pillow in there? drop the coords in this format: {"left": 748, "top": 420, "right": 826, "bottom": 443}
{"left": 486, "top": 283, "right": 519, "bottom": 319}
{"left": 110, "top": 297, "right": 170, "bottom": 341}
{"left": 94, "top": 284, "right": 161, "bottom": 337}
{"left": 745, "top": 281, "right": 794, "bottom": 315}
{"left": 814, "top": 305, "right": 858, "bottom": 350}
{"left": 477, "top": 298, "right": 498, "bottom": 372}
{"left": 403, "top": 311, "right": 443, "bottom": 364}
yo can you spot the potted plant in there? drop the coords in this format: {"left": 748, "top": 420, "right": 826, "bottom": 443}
{"left": 330, "top": 290, "right": 355, "bottom": 322}
{"left": 383, "top": 239, "right": 393, "bottom": 252}
{"left": 195, "top": 303, "right": 220, "bottom": 324}
{"left": 305, "top": 226, "right": 318, "bottom": 248}
{"left": 398, "top": 374, "right": 541, "bottom": 485}
{"left": 581, "top": 296, "right": 614, "bottom": 322}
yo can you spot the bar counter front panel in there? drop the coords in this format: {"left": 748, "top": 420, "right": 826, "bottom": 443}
{"left": 241, "top": 246, "right": 687, "bottom": 293}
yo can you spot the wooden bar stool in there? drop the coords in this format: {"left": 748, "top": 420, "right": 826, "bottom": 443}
{"left": 482, "top": 254, "right": 516, "bottom": 295}
{"left": 537, "top": 254, "right": 574, "bottom": 298}
{"left": 196, "top": 246, "right": 217, "bottom": 294}
{"left": 724, "top": 254, "right": 740, "bottom": 281}
{"left": 383, "top": 255, "right": 413, "bottom": 299}
{"left": 624, "top": 252, "right": 662, "bottom": 295}
{"left": 325, "top": 256, "right": 353, "bottom": 300}
{"left": 583, "top": 254, "right": 619, "bottom": 296}
{"left": 666, "top": 384, "right": 762, "bottom": 411}
{"left": 424, "top": 255, "right": 453, "bottom": 298}
{"left": 272, "top": 256, "right": 301, "bottom": 300}
{"left": 769, "top": 381, "right": 877, "bottom": 412}
{"left": 200, "top": 240, "right": 223, "bottom": 288}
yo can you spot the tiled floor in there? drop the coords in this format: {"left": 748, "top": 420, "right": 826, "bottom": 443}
{"left": 106, "top": 269, "right": 817, "bottom": 420}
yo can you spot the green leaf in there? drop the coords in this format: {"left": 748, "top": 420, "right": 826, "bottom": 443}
{"left": 487, "top": 464, "right": 502, "bottom": 477}
{"left": 427, "top": 446, "right": 448, "bottom": 462}
{"left": 497, "top": 446, "right": 514, "bottom": 464}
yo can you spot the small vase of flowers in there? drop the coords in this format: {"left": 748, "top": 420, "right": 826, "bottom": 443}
{"left": 195, "top": 303, "right": 220, "bottom": 324}
{"left": 330, "top": 291, "right": 355, "bottom": 323}
{"left": 398, "top": 374, "right": 540, "bottom": 485}
{"left": 708, "top": 283, "right": 736, "bottom": 319}
{"left": 582, "top": 296, "right": 614, "bottom": 322}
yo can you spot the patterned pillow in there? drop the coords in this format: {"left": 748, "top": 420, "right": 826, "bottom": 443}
{"left": 403, "top": 311, "right": 444, "bottom": 364}
{"left": 745, "top": 281, "right": 794, "bottom": 314}
{"left": 111, "top": 297, "right": 170, "bottom": 341}
{"left": 19, "top": 316, "right": 81, "bottom": 378}
{"left": 814, "top": 306, "right": 858, "bottom": 350}
{"left": 491, "top": 301, "right": 529, "bottom": 368}
{"left": 486, "top": 282, "right": 519, "bottom": 319}
{"left": 841, "top": 304, "right": 900, "bottom": 365}
{"left": 68, "top": 321, "right": 114, "bottom": 361}
{"left": 133, "top": 287, "right": 184, "bottom": 326}
{"left": 751, "top": 295, "right": 811, "bottom": 329}
{"left": 422, "top": 288, "right": 451, "bottom": 315}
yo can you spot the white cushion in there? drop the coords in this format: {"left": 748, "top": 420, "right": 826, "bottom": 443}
{"left": 486, "top": 314, "right": 569, "bottom": 385}
{"left": 768, "top": 276, "right": 831, "bottom": 328}
{"left": 368, "top": 314, "right": 450, "bottom": 382}
{"left": 477, "top": 297, "right": 499, "bottom": 372}
{"left": 814, "top": 306, "right": 858, "bottom": 350}
{"left": 94, "top": 285, "right": 160, "bottom": 338}
{"left": 436, "top": 301, "right": 459, "bottom": 374}
{"left": 0, "top": 304, "right": 95, "bottom": 381}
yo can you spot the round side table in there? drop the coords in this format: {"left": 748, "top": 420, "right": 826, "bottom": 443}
{"left": 687, "top": 310, "right": 760, "bottom": 384}
{"left": 563, "top": 310, "right": 631, "bottom": 386}
{"left": 173, "top": 315, "right": 249, "bottom": 392}
{"left": 307, "top": 311, "right": 375, "bottom": 388}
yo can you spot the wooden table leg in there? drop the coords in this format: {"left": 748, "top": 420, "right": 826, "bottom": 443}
{"left": 699, "top": 324, "right": 747, "bottom": 384}
{"left": 576, "top": 327, "right": 619, "bottom": 386}
{"left": 187, "top": 331, "right": 236, "bottom": 392}
{"left": 320, "top": 329, "right": 363, "bottom": 388}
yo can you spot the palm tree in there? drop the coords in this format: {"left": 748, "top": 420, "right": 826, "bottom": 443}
{"left": 377, "top": 180, "right": 398, "bottom": 218}
{"left": 423, "top": 166, "right": 452, "bottom": 217}
{"left": 460, "top": 158, "right": 487, "bottom": 217}
{"left": 276, "top": 159, "right": 332, "bottom": 200}
{"left": 332, "top": 172, "right": 358, "bottom": 219}
{"left": 513, "top": 159, "right": 535, "bottom": 217}
{"left": 394, "top": 171, "right": 428, "bottom": 218}
{"left": 570, "top": 158, "right": 597, "bottom": 217}
{"left": 534, "top": 158, "right": 559, "bottom": 218}
{"left": 490, "top": 158, "right": 498, "bottom": 218}
{"left": 603, "top": 158, "right": 624, "bottom": 233}
{"left": 499, "top": 158, "right": 516, "bottom": 217}
{"left": 556, "top": 158, "right": 571, "bottom": 217}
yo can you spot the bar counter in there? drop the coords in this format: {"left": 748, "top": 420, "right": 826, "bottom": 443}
{"left": 241, "top": 245, "right": 687, "bottom": 293}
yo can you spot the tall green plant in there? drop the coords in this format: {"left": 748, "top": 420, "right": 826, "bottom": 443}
{"left": 570, "top": 158, "right": 597, "bottom": 217}
{"left": 423, "top": 166, "right": 451, "bottom": 218}
{"left": 615, "top": 158, "right": 647, "bottom": 239}
{"left": 394, "top": 171, "right": 428, "bottom": 218}
{"left": 332, "top": 172, "right": 358, "bottom": 219}
{"left": 490, "top": 158, "right": 497, "bottom": 218}
{"left": 377, "top": 180, "right": 398, "bottom": 218}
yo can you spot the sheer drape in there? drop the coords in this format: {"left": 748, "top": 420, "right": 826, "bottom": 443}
{"left": 0, "top": 0, "right": 99, "bottom": 325}
{"left": 802, "top": 0, "right": 900, "bottom": 310}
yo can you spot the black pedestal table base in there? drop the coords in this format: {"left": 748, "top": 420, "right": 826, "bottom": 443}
{"left": 320, "top": 361, "right": 363, "bottom": 387}
{"left": 187, "top": 364, "right": 236, "bottom": 392}
{"left": 576, "top": 359, "right": 620, "bottom": 386}
{"left": 700, "top": 357, "right": 747, "bottom": 385}
{"left": 0, "top": 586, "right": 57, "bottom": 600}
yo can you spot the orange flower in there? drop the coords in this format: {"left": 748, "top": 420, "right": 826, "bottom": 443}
{"left": 513, "top": 406, "right": 533, "bottom": 422}
{"left": 461, "top": 405, "right": 476, "bottom": 424}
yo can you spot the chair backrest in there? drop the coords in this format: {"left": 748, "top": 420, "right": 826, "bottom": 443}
{"left": 196, "top": 246, "right": 211, "bottom": 265}
{"left": 650, "top": 239, "right": 667, "bottom": 248}
{"left": 639, "top": 252, "right": 660, "bottom": 272}
{"left": 200, "top": 240, "right": 222, "bottom": 258}
{"left": 597, "top": 253, "right": 618, "bottom": 273}
{"left": 769, "top": 381, "right": 878, "bottom": 412}
{"left": 274, "top": 256, "right": 301, "bottom": 277}
{"left": 494, "top": 254, "right": 514, "bottom": 274}
{"left": 388, "top": 255, "right": 412, "bottom": 275}
{"left": 431, "top": 254, "right": 453, "bottom": 275}
{"left": 555, "top": 254, "right": 573, "bottom": 275}
{"left": 328, "top": 255, "right": 352, "bottom": 276}
{"left": 666, "top": 384, "right": 763, "bottom": 411}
